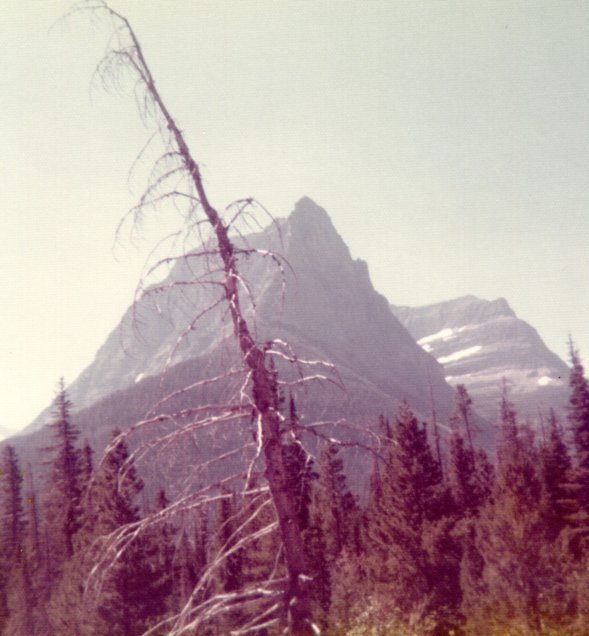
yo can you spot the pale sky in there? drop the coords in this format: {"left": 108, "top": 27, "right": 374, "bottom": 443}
{"left": 2, "top": 0, "right": 589, "bottom": 435}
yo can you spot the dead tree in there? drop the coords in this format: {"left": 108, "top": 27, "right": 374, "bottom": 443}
{"left": 66, "top": 1, "right": 325, "bottom": 633}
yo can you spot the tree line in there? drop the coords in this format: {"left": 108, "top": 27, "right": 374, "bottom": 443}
{"left": 0, "top": 343, "right": 588, "bottom": 634}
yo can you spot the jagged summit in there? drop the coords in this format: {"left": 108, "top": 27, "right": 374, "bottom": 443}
{"left": 279, "top": 197, "right": 355, "bottom": 271}
{"left": 291, "top": 196, "right": 333, "bottom": 224}
{"left": 24, "top": 198, "right": 455, "bottom": 435}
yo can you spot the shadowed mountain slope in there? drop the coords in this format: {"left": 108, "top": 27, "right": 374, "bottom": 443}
{"left": 15, "top": 198, "right": 460, "bottom": 493}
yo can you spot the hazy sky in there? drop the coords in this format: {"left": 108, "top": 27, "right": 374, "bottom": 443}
{"left": 2, "top": 1, "right": 589, "bottom": 434}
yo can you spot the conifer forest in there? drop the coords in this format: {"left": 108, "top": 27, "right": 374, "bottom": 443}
{"left": 4, "top": 352, "right": 589, "bottom": 635}
{"left": 3, "top": 2, "right": 589, "bottom": 635}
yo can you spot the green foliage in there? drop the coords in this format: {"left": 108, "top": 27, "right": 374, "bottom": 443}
{"left": 540, "top": 409, "right": 572, "bottom": 539}
{"left": 312, "top": 442, "right": 358, "bottom": 564}
{"left": 566, "top": 342, "right": 589, "bottom": 553}
{"left": 48, "top": 430, "right": 170, "bottom": 635}
{"left": 464, "top": 393, "right": 566, "bottom": 633}
{"left": 42, "top": 379, "right": 84, "bottom": 566}
{"left": 450, "top": 384, "right": 477, "bottom": 455}
{"left": 364, "top": 402, "right": 453, "bottom": 628}
{"left": 9, "top": 374, "right": 589, "bottom": 634}
{"left": 447, "top": 432, "right": 491, "bottom": 518}
{"left": 0, "top": 445, "right": 25, "bottom": 633}
{"left": 0, "top": 445, "right": 25, "bottom": 559}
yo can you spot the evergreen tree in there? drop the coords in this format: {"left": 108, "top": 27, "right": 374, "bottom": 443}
{"left": 81, "top": 439, "right": 94, "bottom": 488}
{"left": 238, "top": 489, "right": 281, "bottom": 588}
{"left": 17, "top": 469, "right": 50, "bottom": 635}
{"left": 205, "top": 488, "right": 246, "bottom": 634}
{"left": 311, "top": 442, "right": 357, "bottom": 564}
{"left": 194, "top": 504, "right": 208, "bottom": 583}
{"left": 566, "top": 341, "right": 589, "bottom": 553}
{"left": 282, "top": 396, "right": 316, "bottom": 532}
{"left": 450, "top": 384, "right": 477, "bottom": 456}
{"left": 365, "top": 402, "right": 448, "bottom": 624}
{"left": 48, "top": 430, "right": 170, "bottom": 635}
{"left": 0, "top": 446, "right": 25, "bottom": 632}
{"left": 366, "top": 456, "right": 382, "bottom": 514}
{"left": 209, "top": 487, "right": 243, "bottom": 595}
{"left": 168, "top": 503, "right": 209, "bottom": 625}
{"left": 0, "top": 445, "right": 25, "bottom": 562}
{"left": 24, "top": 466, "right": 43, "bottom": 569}
{"left": 447, "top": 432, "right": 491, "bottom": 519}
{"left": 540, "top": 409, "right": 572, "bottom": 540}
{"left": 466, "top": 392, "right": 561, "bottom": 633}
{"left": 303, "top": 517, "right": 331, "bottom": 623}
{"left": 42, "top": 379, "right": 83, "bottom": 567}
{"left": 446, "top": 434, "right": 493, "bottom": 632}
{"left": 171, "top": 525, "right": 198, "bottom": 616}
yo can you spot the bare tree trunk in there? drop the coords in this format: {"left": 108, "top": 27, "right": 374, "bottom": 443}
{"left": 80, "top": 4, "right": 315, "bottom": 632}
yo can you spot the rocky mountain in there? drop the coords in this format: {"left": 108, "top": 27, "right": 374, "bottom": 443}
{"left": 391, "top": 295, "right": 569, "bottom": 422}
{"left": 25, "top": 197, "right": 453, "bottom": 429}
{"left": 14, "top": 198, "right": 459, "bottom": 493}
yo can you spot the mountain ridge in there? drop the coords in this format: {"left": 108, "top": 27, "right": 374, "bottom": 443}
{"left": 391, "top": 295, "right": 569, "bottom": 421}
{"left": 23, "top": 197, "right": 455, "bottom": 438}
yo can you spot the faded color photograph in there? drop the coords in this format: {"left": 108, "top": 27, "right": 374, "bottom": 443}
{"left": 1, "top": 1, "right": 588, "bottom": 634}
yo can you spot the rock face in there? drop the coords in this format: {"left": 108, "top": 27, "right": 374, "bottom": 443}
{"left": 10, "top": 197, "right": 465, "bottom": 496}
{"left": 391, "top": 295, "right": 569, "bottom": 422}
{"left": 25, "top": 197, "right": 455, "bottom": 436}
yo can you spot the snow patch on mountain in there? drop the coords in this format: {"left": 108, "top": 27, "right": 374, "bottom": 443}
{"left": 538, "top": 375, "right": 564, "bottom": 387}
{"left": 391, "top": 295, "right": 569, "bottom": 420}
{"left": 438, "top": 346, "right": 482, "bottom": 365}
{"left": 418, "top": 328, "right": 456, "bottom": 345}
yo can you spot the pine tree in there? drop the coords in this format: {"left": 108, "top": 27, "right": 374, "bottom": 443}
{"left": 93, "top": 431, "right": 169, "bottom": 635}
{"left": 304, "top": 518, "right": 331, "bottom": 623}
{"left": 42, "top": 379, "right": 83, "bottom": 568}
{"left": 282, "top": 396, "right": 316, "bottom": 532}
{"left": 365, "top": 402, "right": 447, "bottom": 624}
{"left": 312, "top": 442, "right": 357, "bottom": 564}
{"left": 450, "top": 384, "right": 477, "bottom": 456}
{"left": 566, "top": 341, "right": 589, "bottom": 553}
{"left": 171, "top": 525, "right": 198, "bottom": 616}
{"left": 194, "top": 504, "right": 208, "bottom": 583}
{"left": 0, "top": 445, "right": 25, "bottom": 563}
{"left": 48, "top": 430, "right": 170, "bottom": 635}
{"left": 447, "top": 432, "right": 491, "bottom": 519}
{"left": 446, "top": 434, "right": 493, "bottom": 632}
{"left": 209, "top": 487, "right": 243, "bottom": 595}
{"left": 81, "top": 439, "right": 94, "bottom": 487}
{"left": 205, "top": 488, "right": 247, "bottom": 634}
{"left": 0, "top": 446, "right": 25, "bottom": 632}
{"left": 540, "top": 409, "right": 572, "bottom": 540}
{"left": 465, "top": 392, "right": 560, "bottom": 633}
{"left": 24, "top": 466, "right": 43, "bottom": 569}
{"left": 14, "top": 468, "right": 50, "bottom": 635}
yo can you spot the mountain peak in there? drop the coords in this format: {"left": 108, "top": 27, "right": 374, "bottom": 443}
{"left": 280, "top": 197, "right": 352, "bottom": 269}
{"left": 24, "top": 197, "right": 455, "bottom": 437}
{"left": 289, "top": 196, "right": 335, "bottom": 233}
{"left": 293, "top": 195, "right": 326, "bottom": 213}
